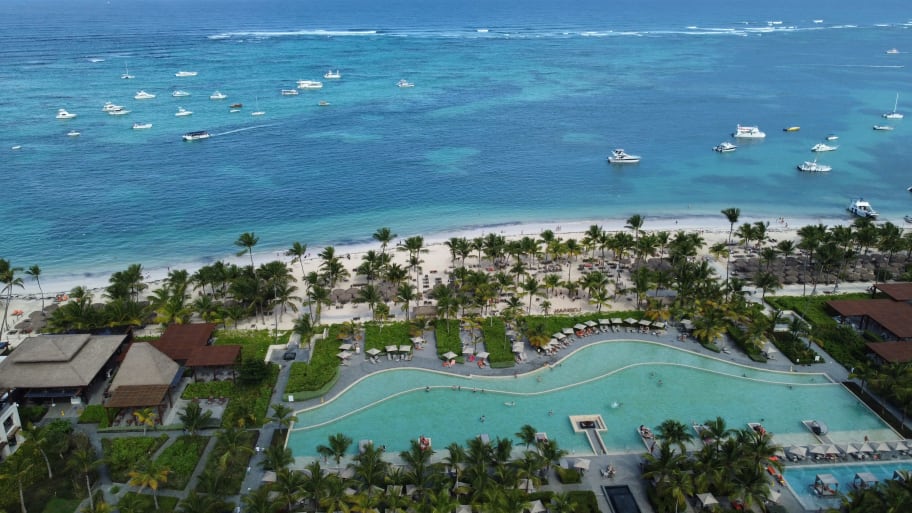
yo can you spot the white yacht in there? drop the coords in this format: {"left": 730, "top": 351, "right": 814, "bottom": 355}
{"left": 67, "top": 129, "right": 81, "bottom": 137}
{"left": 175, "top": 106, "right": 193, "bottom": 117}
{"left": 182, "top": 130, "right": 210, "bottom": 141}
{"left": 324, "top": 70, "right": 342, "bottom": 79}
{"left": 886, "top": 48, "right": 900, "bottom": 54}
{"left": 713, "top": 141, "right": 737, "bottom": 153}
{"left": 132, "top": 122, "right": 152, "bottom": 130}
{"left": 297, "top": 80, "right": 324, "bottom": 89}
{"left": 134, "top": 90, "right": 156, "bottom": 100}
{"left": 733, "top": 125, "right": 766, "bottom": 139}
{"left": 873, "top": 124, "right": 894, "bottom": 131}
{"left": 847, "top": 198, "right": 878, "bottom": 219}
{"left": 607, "top": 149, "right": 641, "bottom": 164}
{"left": 825, "top": 134, "right": 839, "bottom": 141}
{"left": 172, "top": 90, "right": 191, "bottom": 97}
{"left": 210, "top": 91, "right": 227, "bottom": 100}
{"left": 883, "top": 93, "right": 903, "bottom": 119}
{"left": 397, "top": 79, "right": 415, "bottom": 88}
{"left": 107, "top": 107, "right": 131, "bottom": 116}
{"left": 175, "top": 71, "right": 198, "bottom": 77}
{"left": 797, "top": 159, "right": 831, "bottom": 173}
{"left": 811, "top": 143, "right": 838, "bottom": 152}
{"left": 281, "top": 89, "right": 299, "bottom": 96}
{"left": 56, "top": 108, "right": 77, "bottom": 119}
{"left": 102, "top": 102, "right": 124, "bottom": 112}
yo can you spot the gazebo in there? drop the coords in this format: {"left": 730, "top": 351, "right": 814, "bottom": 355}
{"left": 104, "top": 343, "right": 183, "bottom": 422}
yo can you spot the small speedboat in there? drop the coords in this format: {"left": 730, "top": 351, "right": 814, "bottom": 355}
{"left": 132, "top": 122, "right": 152, "bottom": 130}
{"left": 397, "top": 79, "right": 415, "bottom": 88}
{"left": 175, "top": 106, "right": 193, "bottom": 117}
{"left": 297, "top": 80, "right": 324, "bottom": 90}
{"left": 182, "top": 130, "right": 210, "bottom": 141}
{"left": 172, "top": 90, "right": 191, "bottom": 97}
{"left": 324, "top": 70, "right": 342, "bottom": 79}
{"left": 210, "top": 91, "right": 227, "bottom": 100}
{"left": 134, "top": 90, "right": 156, "bottom": 100}
{"left": 56, "top": 108, "right": 77, "bottom": 119}
{"left": 67, "top": 130, "right": 80, "bottom": 137}
{"left": 811, "top": 143, "right": 838, "bottom": 152}
{"left": 886, "top": 48, "right": 900, "bottom": 54}
{"left": 825, "top": 134, "right": 839, "bottom": 141}
{"left": 873, "top": 125, "right": 894, "bottom": 131}
{"left": 281, "top": 89, "right": 299, "bottom": 96}
{"left": 318, "top": 100, "right": 330, "bottom": 106}
{"left": 713, "top": 141, "right": 737, "bottom": 153}
{"left": 175, "top": 70, "right": 198, "bottom": 77}
{"left": 797, "top": 160, "right": 832, "bottom": 173}
{"left": 102, "top": 102, "right": 124, "bottom": 112}
{"left": 608, "top": 148, "right": 641, "bottom": 164}
{"left": 108, "top": 107, "right": 131, "bottom": 116}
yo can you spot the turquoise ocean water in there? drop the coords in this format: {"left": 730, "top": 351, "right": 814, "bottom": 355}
{"left": 1, "top": 0, "right": 910, "bottom": 286}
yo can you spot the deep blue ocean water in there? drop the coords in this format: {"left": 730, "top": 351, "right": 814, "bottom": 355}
{"left": 0, "top": 0, "right": 910, "bottom": 287}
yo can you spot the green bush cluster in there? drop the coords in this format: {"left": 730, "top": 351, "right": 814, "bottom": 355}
{"left": 771, "top": 332, "right": 818, "bottom": 364}
{"left": 554, "top": 466, "right": 582, "bottom": 483}
{"left": 480, "top": 318, "right": 512, "bottom": 364}
{"left": 285, "top": 328, "right": 340, "bottom": 394}
{"left": 435, "top": 319, "right": 462, "bottom": 357}
{"left": 364, "top": 321, "right": 411, "bottom": 351}
{"left": 78, "top": 404, "right": 110, "bottom": 425}
{"left": 221, "top": 364, "right": 279, "bottom": 428}
{"left": 198, "top": 431, "right": 256, "bottom": 496}
{"left": 566, "top": 490, "right": 600, "bottom": 513}
{"left": 41, "top": 498, "right": 83, "bottom": 513}
{"left": 117, "top": 492, "right": 179, "bottom": 513}
{"left": 155, "top": 435, "right": 209, "bottom": 490}
{"left": 18, "top": 404, "right": 48, "bottom": 424}
{"left": 102, "top": 435, "right": 169, "bottom": 483}
{"left": 215, "top": 329, "right": 281, "bottom": 361}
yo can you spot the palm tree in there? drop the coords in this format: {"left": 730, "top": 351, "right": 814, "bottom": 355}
{"left": 373, "top": 227, "right": 397, "bottom": 255}
{"left": 241, "top": 487, "right": 275, "bottom": 513}
{"left": 273, "top": 468, "right": 305, "bottom": 511}
{"left": 177, "top": 491, "right": 225, "bottom": 513}
{"left": 0, "top": 451, "right": 35, "bottom": 513}
{"left": 270, "top": 403, "right": 298, "bottom": 430}
{"left": 24, "top": 264, "right": 45, "bottom": 312}
{"left": 178, "top": 402, "right": 212, "bottom": 435}
{"left": 350, "top": 443, "right": 389, "bottom": 497}
{"left": 520, "top": 276, "right": 542, "bottom": 313}
{"left": 443, "top": 442, "right": 467, "bottom": 490}
{"left": 626, "top": 214, "right": 645, "bottom": 259}
{"left": 234, "top": 232, "right": 259, "bottom": 272}
{"left": 395, "top": 282, "right": 416, "bottom": 321}
{"left": 317, "top": 433, "right": 352, "bottom": 467}
{"left": 0, "top": 259, "right": 24, "bottom": 342}
{"left": 515, "top": 424, "right": 538, "bottom": 450}
{"left": 133, "top": 407, "right": 158, "bottom": 435}
{"left": 655, "top": 419, "right": 693, "bottom": 455}
{"left": 356, "top": 283, "right": 382, "bottom": 319}
{"left": 69, "top": 447, "right": 102, "bottom": 511}
{"left": 721, "top": 208, "right": 741, "bottom": 245}
{"left": 127, "top": 464, "right": 171, "bottom": 510}
{"left": 286, "top": 241, "right": 308, "bottom": 277}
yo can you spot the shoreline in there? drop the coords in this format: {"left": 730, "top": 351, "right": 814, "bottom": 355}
{"left": 3, "top": 212, "right": 851, "bottom": 298}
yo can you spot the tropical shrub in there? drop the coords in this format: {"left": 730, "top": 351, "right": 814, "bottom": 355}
{"left": 155, "top": 435, "right": 209, "bottom": 490}
{"left": 102, "top": 435, "right": 169, "bottom": 482}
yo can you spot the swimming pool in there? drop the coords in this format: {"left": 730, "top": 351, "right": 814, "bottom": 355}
{"left": 288, "top": 340, "right": 897, "bottom": 458}
{"left": 784, "top": 461, "right": 912, "bottom": 511}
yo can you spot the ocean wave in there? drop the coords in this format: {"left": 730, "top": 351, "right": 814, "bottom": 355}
{"left": 207, "top": 29, "right": 379, "bottom": 40}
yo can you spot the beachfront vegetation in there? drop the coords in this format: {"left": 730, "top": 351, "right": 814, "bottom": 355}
{"left": 102, "top": 435, "right": 170, "bottom": 483}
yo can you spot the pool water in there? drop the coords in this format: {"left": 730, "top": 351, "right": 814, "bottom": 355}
{"left": 288, "top": 341, "right": 897, "bottom": 457}
{"left": 784, "top": 461, "right": 912, "bottom": 511}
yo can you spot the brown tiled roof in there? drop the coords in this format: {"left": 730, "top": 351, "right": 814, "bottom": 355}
{"left": 186, "top": 345, "right": 241, "bottom": 367}
{"left": 150, "top": 323, "right": 216, "bottom": 363}
{"left": 867, "top": 342, "right": 912, "bottom": 363}
{"left": 828, "top": 299, "right": 912, "bottom": 339}
{"left": 875, "top": 283, "right": 912, "bottom": 302}
{"left": 105, "top": 384, "right": 169, "bottom": 408}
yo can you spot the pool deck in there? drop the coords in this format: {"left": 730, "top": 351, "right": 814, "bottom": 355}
{"left": 261, "top": 322, "right": 856, "bottom": 513}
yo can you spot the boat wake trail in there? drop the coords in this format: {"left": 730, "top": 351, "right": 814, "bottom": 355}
{"left": 214, "top": 124, "right": 277, "bottom": 137}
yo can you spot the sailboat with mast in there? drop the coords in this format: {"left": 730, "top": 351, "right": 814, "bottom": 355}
{"left": 251, "top": 96, "right": 264, "bottom": 116}
{"left": 883, "top": 93, "right": 903, "bottom": 119}
{"left": 121, "top": 63, "right": 134, "bottom": 80}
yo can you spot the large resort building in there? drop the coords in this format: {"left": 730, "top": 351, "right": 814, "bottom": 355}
{"left": 827, "top": 283, "right": 912, "bottom": 363}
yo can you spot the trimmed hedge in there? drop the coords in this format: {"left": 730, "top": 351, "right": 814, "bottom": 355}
{"left": 285, "top": 325, "right": 341, "bottom": 394}
{"left": 214, "top": 329, "right": 284, "bottom": 361}
{"left": 567, "top": 490, "right": 600, "bottom": 513}
{"left": 435, "top": 319, "right": 462, "bottom": 357}
{"left": 155, "top": 435, "right": 209, "bottom": 490}
{"left": 78, "top": 404, "right": 115, "bottom": 427}
{"left": 481, "top": 317, "right": 512, "bottom": 365}
{"left": 364, "top": 321, "right": 411, "bottom": 351}
{"left": 555, "top": 466, "right": 582, "bottom": 483}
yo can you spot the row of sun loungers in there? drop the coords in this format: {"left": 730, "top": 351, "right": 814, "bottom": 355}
{"left": 785, "top": 440, "right": 912, "bottom": 463}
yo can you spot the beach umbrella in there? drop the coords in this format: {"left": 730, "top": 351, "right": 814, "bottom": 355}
{"left": 338, "top": 343, "right": 353, "bottom": 351}
{"left": 561, "top": 328, "right": 575, "bottom": 335}
{"left": 697, "top": 493, "right": 719, "bottom": 508}
{"left": 859, "top": 442, "right": 874, "bottom": 453}
{"left": 624, "top": 317, "right": 638, "bottom": 325}
{"left": 787, "top": 445, "right": 807, "bottom": 458}
{"left": 516, "top": 479, "right": 536, "bottom": 493}
{"left": 553, "top": 332, "right": 566, "bottom": 340}
{"left": 512, "top": 341, "right": 524, "bottom": 353}
{"left": 528, "top": 500, "right": 546, "bottom": 513}
{"left": 337, "top": 350, "right": 353, "bottom": 359}
{"left": 809, "top": 445, "right": 827, "bottom": 456}
{"left": 385, "top": 345, "right": 398, "bottom": 353}
{"left": 873, "top": 441, "right": 891, "bottom": 453}
{"left": 652, "top": 321, "right": 666, "bottom": 329}
{"left": 768, "top": 490, "right": 781, "bottom": 504}
{"left": 366, "top": 348, "right": 381, "bottom": 356}
{"left": 824, "top": 445, "right": 840, "bottom": 456}
{"left": 585, "top": 320, "right": 597, "bottom": 327}
{"left": 410, "top": 336, "right": 425, "bottom": 344}
{"left": 573, "top": 323, "right": 586, "bottom": 330}
{"left": 442, "top": 351, "right": 457, "bottom": 360}
{"left": 462, "top": 346, "right": 475, "bottom": 355}
{"left": 261, "top": 471, "right": 277, "bottom": 483}
{"left": 842, "top": 443, "right": 858, "bottom": 455}
{"left": 573, "top": 458, "right": 590, "bottom": 471}
{"left": 476, "top": 351, "right": 489, "bottom": 359}
{"left": 599, "top": 319, "right": 612, "bottom": 325}
{"left": 638, "top": 319, "right": 652, "bottom": 327}
{"left": 455, "top": 505, "right": 472, "bottom": 513}
{"left": 398, "top": 345, "right": 412, "bottom": 353}
{"left": 892, "top": 441, "right": 909, "bottom": 452}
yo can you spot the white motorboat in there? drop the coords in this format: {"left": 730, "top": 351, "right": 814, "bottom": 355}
{"left": 134, "top": 90, "right": 156, "bottom": 100}
{"left": 67, "top": 130, "right": 80, "bottom": 137}
{"left": 883, "top": 93, "right": 903, "bottom": 119}
{"left": 210, "top": 91, "right": 227, "bottom": 100}
{"left": 713, "top": 141, "right": 737, "bottom": 153}
{"left": 102, "top": 102, "right": 124, "bottom": 112}
{"left": 56, "top": 108, "right": 77, "bottom": 119}
{"left": 825, "top": 134, "right": 839, "bottom": 141}
{"left": 175, "top": 106, "right": 193, "bottom": 117}
{"left": 847, "top": 198, "right": 879, "bottom": 219}
{"left": 811, "top": 143, "right": 838, "bottom": 152}
{"left": 607, "top": 149, "right": 641, "bottom": 164}
{"left": 107, "top": 107, "right": 130, "bottom": 116}
{"left": 324, "top": 70, "right": 342, "bottom": 79}
{"left": 182, "top": 130, "right": 210, "bottom": 141}
{"left": 797, "top": 159, "right": 831, "bottom": 173}
{"left": 175, "top": 70, "right": 198, "bottom": 77}
{"left": 873, "top": 125, "right": 894, "bottom": 131}
{"left": 132, "top": 122, "right": 152, "bottom": 130}
{"left": 318, "top": 100, "right": 330, "bottom": 107}
{"left": 397, "top": 79, "right": 415, "bottom": 88}
{"left": 733, "top": 125, "right": 766, "bottom": 139}
{"left": 297, "top": 80, "right": 324, "bottom": 89}
{"left": 172, "top": 90, "right": 191, "bottom": 97}
{"left": 886, "top": 48, "right": 900, "bottom": 54}
{"left": 281, "top": 89, "right": 299, "bottom": 96}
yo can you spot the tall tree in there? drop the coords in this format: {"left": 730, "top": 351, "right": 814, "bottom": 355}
{"left": 127, "top": 464, "right": 171, "bottom": 510}
{"left": 25, "top": 264, "right": 44, "bottom": 311}
{"left": 0, "top": 450, "right": 35, "bottom": 513}
{"left": 69, "top": 447, "right": 102, "bottom": 512}
{"left": 234, "top": 232, "right": 260, "bottom": 272}
{"left": 286, "top": 241, "right": 308, "bottom": 278}
{"left": 721, "top": 208, "right": 741, "bottom": 245}
{"left": 373, "top": 227, "right": 397, "bottom": 255}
